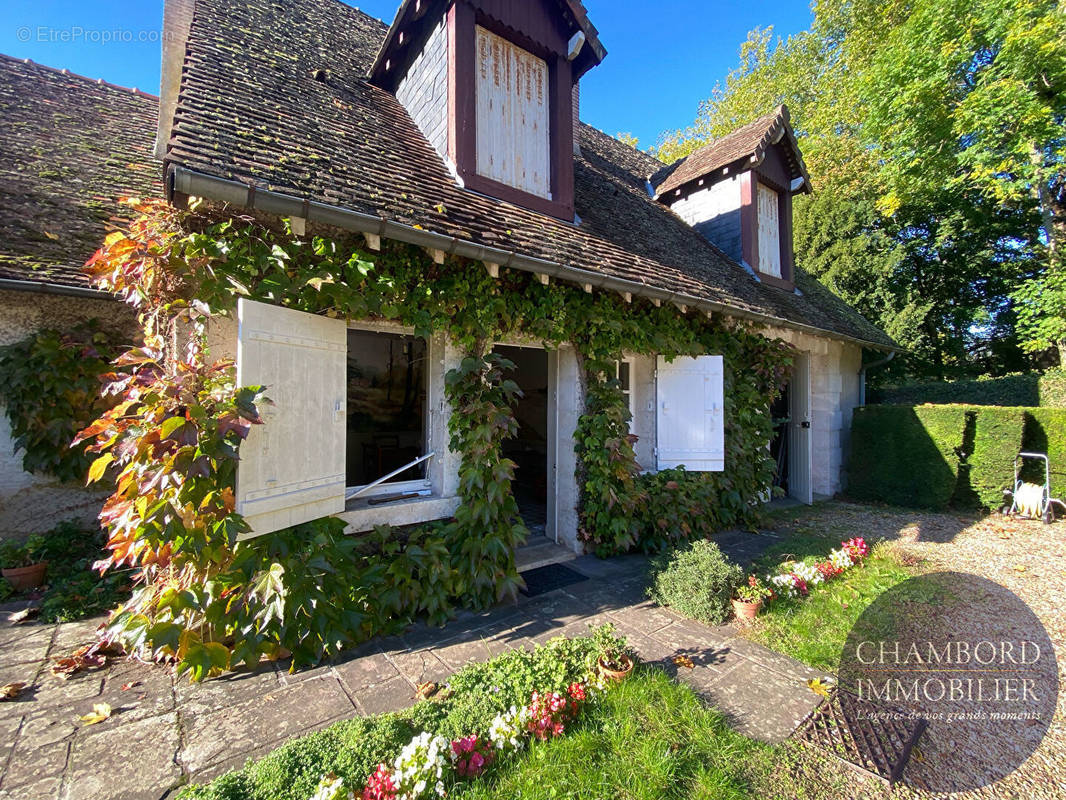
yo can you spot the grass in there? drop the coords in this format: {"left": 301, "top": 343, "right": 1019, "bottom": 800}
{"left": 741, "top": 529, "right": 920, "bottom": 671}
{"left": 450, "top": 667, "right": 778, "bottom": 800}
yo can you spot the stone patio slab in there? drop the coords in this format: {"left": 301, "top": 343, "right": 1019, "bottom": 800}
{"left": 66, "top": 712, "right": 182, "bottom": 800}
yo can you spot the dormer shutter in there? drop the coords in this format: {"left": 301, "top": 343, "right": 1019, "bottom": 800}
{"left": 475, "top": 25, "right": 551, "bottom": 200}
{"left": 757, "top": 182, "right": 782, "bottom": 278}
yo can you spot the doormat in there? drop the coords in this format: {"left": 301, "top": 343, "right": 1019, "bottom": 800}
{"left": 519, "top": 563, "right": 589, "bottom": 597}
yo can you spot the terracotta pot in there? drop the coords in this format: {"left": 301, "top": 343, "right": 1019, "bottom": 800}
{"left": 2, "top": 561, "right": 47, "bottom": 592}
{"left": 597, "top": 653, "right": 633, "bottom": 683}
{"left": 732, "top": 597, "right": 763, "bottom": 623}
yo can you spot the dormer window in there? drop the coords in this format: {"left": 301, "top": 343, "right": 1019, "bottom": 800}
{"left": 756, "top": 180, "right": 782, "bottom": 279}
{"left": 650, "top": 105, "right": 810, "bottom": 291}
{"left": 371, "top": 1, "right": 606, "bottom": 222}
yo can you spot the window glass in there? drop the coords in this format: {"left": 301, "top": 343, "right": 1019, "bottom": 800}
{"left": 346, "top": 330, "right": 427, "bottom": 487}
{"left": 615, "top": 359, "right": 634, "bottom": 432}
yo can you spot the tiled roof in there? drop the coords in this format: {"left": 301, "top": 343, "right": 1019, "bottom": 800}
{"left": 164, "top": 0, "right": 893, "bottom": 349}
{"left": 0, "top": 55, "right": 161, "bottom": 290}
{"left": 651, "top": 106, "right": 811, "bottom": 198}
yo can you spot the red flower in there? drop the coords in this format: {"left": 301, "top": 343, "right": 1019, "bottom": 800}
{"left": 363, "top": 764, "right": 397, "bottom": 800}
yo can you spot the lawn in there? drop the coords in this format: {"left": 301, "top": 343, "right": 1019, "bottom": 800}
{"left": 450, "top": 667, "right": 774, "bottom": 800}
{"left": 740, "top": 512, "right": 920, "bottom": 671}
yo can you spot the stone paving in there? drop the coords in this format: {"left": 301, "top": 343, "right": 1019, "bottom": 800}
{"left": 0, "top": 533, "right": 823, "bottom": 800}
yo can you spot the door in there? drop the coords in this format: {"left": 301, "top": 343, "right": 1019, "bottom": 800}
{"left": 789, "top": 353, "right": 813, "bottom": 504}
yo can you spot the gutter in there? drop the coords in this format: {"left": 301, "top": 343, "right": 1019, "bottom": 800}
{"left": 0, "top": 277, "right": 115, "bottom": 301}
{"left": 169, "top": 165, "right": 899, "bottom": 353}
{"left": 859, "top": 351, "right": 896, "bottom": 406}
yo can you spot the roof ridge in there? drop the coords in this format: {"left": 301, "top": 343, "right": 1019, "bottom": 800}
{"left": 0, "top": 52, "right": 159, "bottom": 100}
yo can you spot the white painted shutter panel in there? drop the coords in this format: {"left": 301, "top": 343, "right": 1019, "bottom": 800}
{"left": 789, "top": 354, "right": 813, "bottom": 504}
{"left": 757, "top": 183, "right": 782, "bottom": 278}
{"left": 475, "top": 25, "right": 551, "bottom": 199}
{"left": 656, "top": 355, "right": 725, "bottom": 472}
{"left": 236, "top": 299, "right": 347, "bottom": 537}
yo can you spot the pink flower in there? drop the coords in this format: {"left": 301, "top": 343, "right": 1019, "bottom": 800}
{"left": 363, "top": 764, "right": 397, "bottom": 800}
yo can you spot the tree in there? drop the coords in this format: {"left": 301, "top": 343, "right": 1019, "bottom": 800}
{"left": 656, "top": 0, "right": 1064, "bottom": 378}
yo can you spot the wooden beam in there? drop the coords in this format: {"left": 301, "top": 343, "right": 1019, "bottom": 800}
{"left": 363, "top": 232, "right": 381, "bottom": 251}
{"left": 705, "top": 310, "right": 714, "bottom": 321}
{"left": 652, "top": 298, "right": 661, "bottom": 307}
{"left": 290, "top": 217, "right": 307, "bottom": 237}
{"left": 583, "top": 283, "right": 593, "bottom": 294}
{"left": 484, "top": 261, "right": 500, "bottom": 278}
{"left": 536, "top": 273, "right": 550, "bottom": 285}
{"left": 426, "top": 248, "right": 445, "bottom": 264}
{"left": 621, "top": 291, "right": 632, "bottom": 303}
{"left": 677, "top": 303, "right": 687, "bottom": 314}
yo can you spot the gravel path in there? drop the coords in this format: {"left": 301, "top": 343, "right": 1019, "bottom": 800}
{"left": 763, "top": 502, "right": 1066, "bottom": 800}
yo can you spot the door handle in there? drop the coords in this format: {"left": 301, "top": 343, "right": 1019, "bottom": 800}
{"left": 801, "top": 421, "right": 811, "bottom": 429}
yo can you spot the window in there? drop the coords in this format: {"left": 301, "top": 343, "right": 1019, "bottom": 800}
{"left": 346, "top": 329, "right": 428, "bottom": 491}
{"left": 615, "top": 358, "right": 635, "bottom": 432}
{"left": 756, "top": 182, "right": 782, "bottom": 278}
{"left": 475, "top": 25, "right": 551, "bottom": 199}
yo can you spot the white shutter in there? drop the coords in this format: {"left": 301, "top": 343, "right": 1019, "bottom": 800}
{"left": 789, "top": 353, "right": 813, "bottom": 504}
{"left": 475, "top": 25, "right": 550, "bottom": 199}
{"left": 236, "top": 299, "right": 347, "bottom": 537}
{"left": 656, "top": 355, "right": 725, "bottom": 472}
{"left": 757, "top": 183, "right": 782, "bottom": 278}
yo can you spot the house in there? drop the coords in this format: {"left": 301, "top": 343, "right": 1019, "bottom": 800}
{"left": 159, "top": 0, "right": 891, "bottom": 554}
{"left": 0, "top": 55, "right": 160, "bottom": 537}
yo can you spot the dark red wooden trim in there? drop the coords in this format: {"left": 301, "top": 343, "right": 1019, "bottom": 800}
{"left": 447, "top": 2, "right": 475, "bottom": 171}
{"left": 779, "top": 188, "right": 794, "bottom": 283}
{"left": 461, "top": 171, "right": 574, "bottom": 218}
{"left": 758, "top": 273, "right": 794, "bottom": 291}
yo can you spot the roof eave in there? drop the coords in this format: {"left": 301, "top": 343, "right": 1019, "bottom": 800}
{"left": 168, "top": 165, "right": 898, "bottom": 352}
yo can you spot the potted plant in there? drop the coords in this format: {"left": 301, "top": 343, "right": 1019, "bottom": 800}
{"left": 0, "top": 535, "right": 48, "bottom": 592}
{"left": 732, "top": 575, "right": 771, "bottom": 622}
{"left": 592, "top": 623, "right": 634, "bottom": 682}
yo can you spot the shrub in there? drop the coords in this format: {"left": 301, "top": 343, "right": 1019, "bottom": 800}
{"left": 1023, "top": 409, "right": 1066, "bottom": 501}
{"left": 965, "top": 408, "right": 1026, "bottom": 510}
{"left": 0, "top": 320, "right": 126, "bottom": 481}
{"left": 647, "top": 539, "right": 742, "bottom": 624}
{"left": 848, "top": 406, "right": 967, "bottom": 509}
{"left": 1039, "top": 369, "right": 1066, "bottom": 408}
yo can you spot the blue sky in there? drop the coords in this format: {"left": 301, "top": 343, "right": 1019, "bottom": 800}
{"left": 0, "top": 0, "right": 813, "bottom": 149}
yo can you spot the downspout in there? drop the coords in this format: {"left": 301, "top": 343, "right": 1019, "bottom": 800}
{"left": 859, "top": 351, "right": 895, "bottom": 406}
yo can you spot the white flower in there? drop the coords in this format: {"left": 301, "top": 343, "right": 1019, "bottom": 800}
{"left": 489, "top": 705, "right": 531, "bottom": 752}
{"left": 770, "top": 572, "right": 798, "bottom": 597}
{"left": 791, "top": 560, "right": 822, "bottom": 585}
{"left": 308, "top": 775, "right": 352, "bottom": 800}
{"left": 392, "top": 732, "right": 450, "bottom": 799}
{"left": 829, "top": 548, "right": 853, "bottom": 571}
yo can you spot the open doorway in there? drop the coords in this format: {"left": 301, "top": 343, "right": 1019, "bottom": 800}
{"left": 770, "top": 381, "right": 790, "bottom": 494}
{"left": 496, "top": 345, "right": 549, "bottom": 537}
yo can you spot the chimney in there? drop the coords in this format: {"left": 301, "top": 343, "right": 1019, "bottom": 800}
{"left": 572, "top": 82, "right": 581, "bottom": 156}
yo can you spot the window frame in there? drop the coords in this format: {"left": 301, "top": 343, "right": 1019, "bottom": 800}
{"left": 615, "top": 357, "right": 635, "bottom": 433}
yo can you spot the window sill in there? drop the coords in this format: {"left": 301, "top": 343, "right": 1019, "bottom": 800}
{"left": 756, "top": 272, "right": 794, "bottom": 291}
{"left": 337, "top": 494, "right": 460, "bottom": 534}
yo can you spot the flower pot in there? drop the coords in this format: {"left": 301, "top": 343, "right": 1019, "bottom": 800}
{"left": 597, "top": 653, "right": 633, "bottom": 683}
{"left": 732, "top": 597, "right": 763, "bottom": 623}
{"left": 2, "top": 561, "right": 47, "bottom": 592}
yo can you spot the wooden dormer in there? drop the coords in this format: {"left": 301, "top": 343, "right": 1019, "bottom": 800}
{"left": 371, "top": 0, "right": 605, "bottom": 221}
{"left": 650, "top": 106, "right": 811, "bottom": 290}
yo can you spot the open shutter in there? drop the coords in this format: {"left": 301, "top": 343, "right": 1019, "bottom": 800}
{"left": 656, "top": 355, "right": 724, "bottom": 472}
{"left": 236, "top": 299, "right": 347, "bottom": 537}
{"left": 789, "top": 353, "right": 813, "bottom": 504}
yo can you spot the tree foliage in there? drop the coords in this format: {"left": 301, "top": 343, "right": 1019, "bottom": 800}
{"left": 657, "top": 0, "right": 1065, "bottom": 379}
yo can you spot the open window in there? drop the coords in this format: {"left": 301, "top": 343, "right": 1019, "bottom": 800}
{"left": 656, "top": 355, "right": 725, "bottom": 472}
{"left": 345, "top": 329, "right": 431, "bottom": 501}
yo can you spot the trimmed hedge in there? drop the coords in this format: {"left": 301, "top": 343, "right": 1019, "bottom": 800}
{"left": 872, "top": 369, "right": 1066, "bottom": 408}
{"left": 848, "top": 406, "right": 968, "bottom": 510}
{"left": 848, "top": 405, "right": 1066, "bottom": 511}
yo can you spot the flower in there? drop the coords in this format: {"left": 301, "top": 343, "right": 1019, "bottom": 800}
{"left": 790, "top": 560, "right": 823, "bottom": 586}
{"left": 362, "top": 765, "right": 396, "bottom": 800}
{"left": 829, "top": 547, "right": 853, "bottom": 571}
{"left": 843, "top": 538, "right": 868, "bottom": 560}
{"left": 567, "top": 681, "right": 586, "bottom": 702}
{"left": 310, "top": 775, "right": 354, "bottom": 800}
{"left": 391, "top": 732, "right": 448, "bottom": 799}
{"left": 450, "top": 735, "right": 494, "bottom": 778}
{"left": 488, "top": 705, "right": 531, "bottom": 752}
{"left": 527, "top": 689, "right": 581, "bottom": 741}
